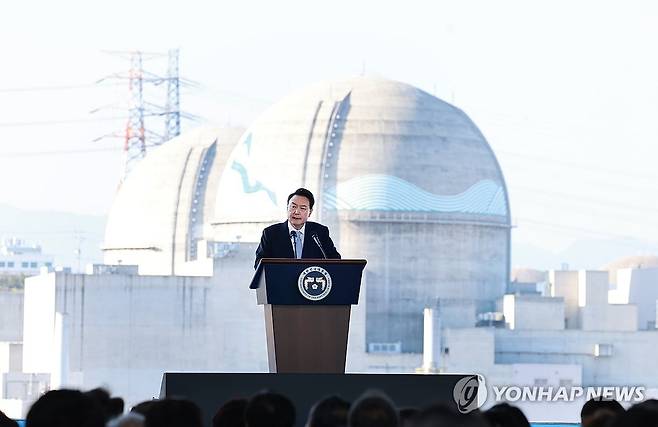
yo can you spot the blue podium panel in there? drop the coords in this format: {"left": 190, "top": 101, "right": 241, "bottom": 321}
{"left": 250, "top": 259, "right": 366, "bottom": 305}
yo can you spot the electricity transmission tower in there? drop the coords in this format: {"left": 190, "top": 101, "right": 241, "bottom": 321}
{"left": 94, "top": 49, "right": 199, "bottom": 179}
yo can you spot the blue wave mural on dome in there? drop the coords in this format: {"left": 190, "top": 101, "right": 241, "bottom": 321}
{"left": 324, "top": 175, "right": 507, "bottom": 216}
{"left": 228, "top": 132, "right": 278, "bottom": 206}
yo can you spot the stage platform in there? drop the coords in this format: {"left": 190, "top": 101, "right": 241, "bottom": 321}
{"left": 160, "top": 372, "right": 470, "bottom": 427}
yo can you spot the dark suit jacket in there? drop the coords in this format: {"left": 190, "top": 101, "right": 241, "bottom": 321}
{"left": 254, "top": 221, "right": 341, "bottom": 269}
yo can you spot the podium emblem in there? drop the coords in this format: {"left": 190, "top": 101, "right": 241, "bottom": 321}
{"left": 298, "top": 266, "right": 333, "bottom": 301}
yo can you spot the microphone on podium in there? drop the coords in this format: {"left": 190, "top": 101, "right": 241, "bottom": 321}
{"left": 311, "top": 232, "right": 328, "bottom": 259}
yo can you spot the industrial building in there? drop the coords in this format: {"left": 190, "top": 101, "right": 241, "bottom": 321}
{"left": 0, "top": 239, "right": 53, "bottom": 277}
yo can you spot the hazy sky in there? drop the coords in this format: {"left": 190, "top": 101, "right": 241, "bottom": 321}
{"left": 1, "top": 0, "right": 658, "bottom": 267}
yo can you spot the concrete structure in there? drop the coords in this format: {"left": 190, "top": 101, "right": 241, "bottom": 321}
{"left": 13, "top": 242, "right": 390, "bottom": 407}
{"left": 6, "top": 260, "right": 642, "bottom": 422}
{"left": 0, "top": 238, "right": 53, "bottom": 276}
{"left": 0, "top": 343, "right": 21, "bottom": 375}
{"left": 578, "top": 270, "right": 608, "bottom": 307}
{"left": 493, "top": 329, "right": 658, "bottom": 386}
{"left": 610, "top": 267, "right": 658, "bottom": 330}
{"left": 21, "top": 261, "right": 267, "bottom": 407}
{"left": 420, "top": 265, "right": 658, "bottom": 423}
{"left": 580, "top": 304, "right": 638, "bottom": 332}
{"left": 0, "top": 290, "right": 23, "bottom": 343}
{"left": 549, "top": 270, "right": 579, "bottom": 329}
{"left": 0, "top": 289, "right": 37, "bottom": 418}
{"left": 500, "top": 295, "right": 565, "bottom": 330}
{"left": 0, "top": 342, "right": 47, "bottom": 418}
{"left": 548, "top": 269, "right": 645, "bottom": 332}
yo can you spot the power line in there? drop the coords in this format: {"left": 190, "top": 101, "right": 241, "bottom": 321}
{"left": 191, "top": 84, "right": 274, "bottom": 105}
{"left": 0, "top": 116, "right": 127, "bottom": 127}
{"left": 497, "top": 150, "right": 658, "bottom": 183}
{"left": 0, "top": 230, "right": 103, "bottom": 236}
{"left": 0, "top": 147, "right": 121, "bottom": 158}
{"left": 0, "top": 83, "right": 122, "bottom": 93}
{"left": 0, "top": 111, "right": 188, "bottom": 127}
{"left": 509, "top": 184, "right": 658, "bottom": 216}
{"left": 511, "top": 199, "right": 658, "bottom": 237}
{"left": 515, "top": 217, "right": 658, "bottom": 244}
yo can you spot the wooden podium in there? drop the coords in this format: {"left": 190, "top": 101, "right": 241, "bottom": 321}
{"left": 250, "top": 258, "right": 366, "bottom": 374}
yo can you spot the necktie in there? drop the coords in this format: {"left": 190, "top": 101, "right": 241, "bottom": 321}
{"left": 292, "top": 231, "right": 303, "bottom": 259}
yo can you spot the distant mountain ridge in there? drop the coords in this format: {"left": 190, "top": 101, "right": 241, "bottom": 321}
{"left": 513, "top": 238, "right": 658, "bottom": 271}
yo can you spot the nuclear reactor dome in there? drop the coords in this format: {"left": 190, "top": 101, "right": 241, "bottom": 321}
{"left": 212, "top": 77, "right": 511, "bottom": 352}
{"left": 103, "top": 126, "right": 245, "bottom": 274}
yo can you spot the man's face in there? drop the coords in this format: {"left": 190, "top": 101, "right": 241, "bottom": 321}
{"left": 287, "top": 195, "right": 312, "bottom": 229}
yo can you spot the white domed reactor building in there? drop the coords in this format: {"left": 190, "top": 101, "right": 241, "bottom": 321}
{"left": 211, "top": 77, "right": 511, "bottom": 352}
{"left": 103, "top": 126, "right": 246, "bottom": 275}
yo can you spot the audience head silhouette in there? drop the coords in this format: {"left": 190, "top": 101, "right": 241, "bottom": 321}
{"left": 397, "top": 407, "right": 419, "bottom": 427}
{"left": 213, "top": 398, "right": 248, "bottom": 427}
{"left": 348, "top": 391, "right": 398, "bottom": 427}
{"left": 307, "top": 395, "right": 350, "bottom": 427}
{"left": 0, "top": 409, "right": 18, "bottom": 427}
{"left": 413, "top": 403, "right": 487, "bottom": 427}
{"left": 483, "top": 403, "right": 531, "bottom": 427}
{"left": 581, "top": 397, "right": 625, "bottom": 427}
{"left": 610, "top": 399, "right": 658, "bottom": 427}
{"left": 25, "top": 389, "right": 105, "bottom": 427}
{"left": 245, "top": 392, "right": 295, "bottom": 427}
{"left": 143, "top": 398, "right": 202, "bottom": 427}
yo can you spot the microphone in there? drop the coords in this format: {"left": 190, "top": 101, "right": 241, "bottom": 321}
{"left": 290, "top": 230, "right": 298, "bottom": 258}
{"left": 312, "top": 232, "right": 328, "bottom": 259}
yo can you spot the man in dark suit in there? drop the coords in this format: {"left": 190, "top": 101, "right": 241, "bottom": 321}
{"left": 254, "top": 188, "right": 340, "bottom": 269}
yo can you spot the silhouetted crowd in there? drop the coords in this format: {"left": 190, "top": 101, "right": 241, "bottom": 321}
{"left": 1, "top": 387, "right": 657, "bottom": 427}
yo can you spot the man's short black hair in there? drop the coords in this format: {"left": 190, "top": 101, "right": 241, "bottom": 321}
{"left": 287, "top": 188, "right": 315, "bottom": 210}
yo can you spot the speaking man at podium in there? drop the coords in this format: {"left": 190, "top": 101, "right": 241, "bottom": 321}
{"left": 254, "top": 188, "right": 341, "bottom": 269}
